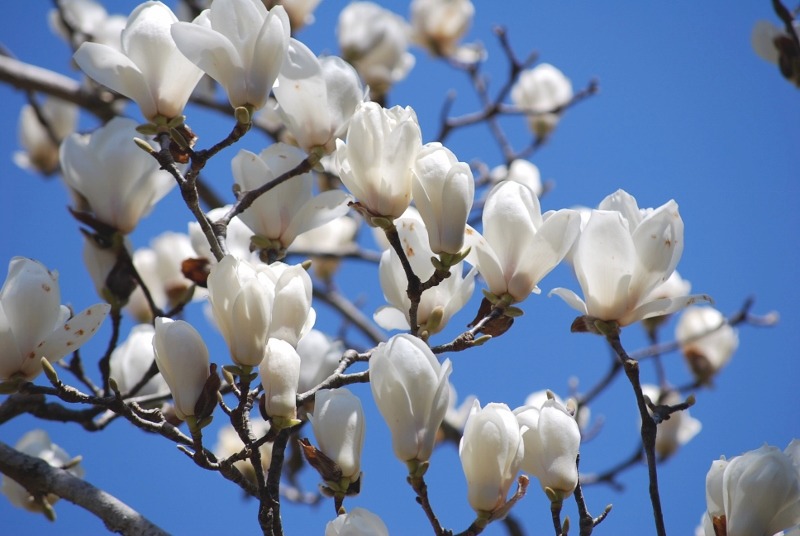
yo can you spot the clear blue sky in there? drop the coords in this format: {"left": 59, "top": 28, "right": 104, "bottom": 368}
{"left": 0, "top": 1, "right": 798, "bottom": 535}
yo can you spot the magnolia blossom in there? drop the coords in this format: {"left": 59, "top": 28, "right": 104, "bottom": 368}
{"left": 524, "top": 389, "right": 590, "bottom": 433}
{"left": 511, "top": 63, "right": 573, "bottom": 137}
{"left": 267, "top": 0, "right": 321, "bottom": 30}
{"left": 411, "top": 142, "right": 475, "bottom": 255}
{"left": 370, "top": 334, "right": 452, "bottom": 463}
{"left": 325, "top": 507, "right": 389, "bottom": 536}
{"left": 60, "top": 117, "right": 175, "bottom": 234}
{"left": 259, "top": 338, "right": 301, "bottom": 423}
{"left": 109, "top": 324, "right": 170, "bottom": 400}
{"left": 152, "top": 317, "right": 210, "bottom": 420}
{"left": 274, "top": 42, "right": 366, "bottom": 153}
{"left": 703, "top": 441, "right": 800, "bottom": 536}
{"left": 14, "top": 97, "right": 77, "bottom": 174}
{"left": 337, "top": 2, "right": 415, "bottom": 95}
{"left": 752, "top": 19, "right": 800, "bottom": 87}
{"left": 489, "top": 159, "right": 543, "bottom": 198}
{"left": 207, "top": 255, "right": 314, "bottom": 367}
{"left": 308, "top": 388, "right": 365, "bottom": 481}
{"left": 171, "top": 1, "right": 290, "bottom": 111}
{"left": 214, "top": 419, "right": 272, "bottom": 483}
{"left": 126, "top": 231, "right": 200, "bottom": 323}
{"left": 550, "top": 189, "right": 710, "bottom": 327}
{"left": 374, "top": 217, "right": 475, "bottom": 335}
{"left": 468, "top": 181, "right": 581, "bottom": 303}
{"left": 641, "top": 385, "right": 701, "bottom": 459}
{"left": 515, "top": 398, "right": 581, "bottom": 500}
{"left": 289, "top": 215, "right": 359, "bottom": 282}
{"left": 410, "top": 0, "right": 474, "bottom": 57}
{"left": 335, "top": 102, "right": 422, "bottom": 221}
{"left": 1, "top": 430, "right": 84, "bottom": 514}
{"left": 233, "top": 144, "right": 351, "bottom": 253}
{"left": 296, "top": 329, "right": 343, "bottom": 395}
{"left": 189, "top": 206, "right": 254, "bottom": 264}
{"left": 49, "top": 0, "right": 126, "bottom": 50}
{"left": 676, "top": 306, "right": 739, "bottom": 384}
{"left": 460, "top": 401, "right": 525, "bottom": 514}
{"left": 0, "top": 257, "right": 110, "bottom": 383}
{"left": 73, "top": 1, "right": 204, "bottom": 121}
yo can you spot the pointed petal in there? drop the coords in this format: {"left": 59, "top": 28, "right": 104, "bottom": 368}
{"left": 282, "top": 190, "right": 352, "bottom": 247}
{"left": 171, "top": 22, "right": 243, "bottom": 101}
{"left": 622, "top": 293, "right": 713, "bottom": 326}
{"left": 36, "top": 304, "right": 111, "bottom": 363}
{"left": 548, "top": 288, "right": 588, "bottom": 315}
{"left": 373, "top": 306, "right": 411, "bottom": 331}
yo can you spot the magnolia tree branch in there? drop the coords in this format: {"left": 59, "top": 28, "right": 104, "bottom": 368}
{"left": 0, "top": 441, "right": 169, "bottom": 536}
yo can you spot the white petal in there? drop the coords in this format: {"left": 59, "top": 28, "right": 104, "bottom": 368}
{"left": 36, "top": 304, "right": 111, "bottom": 363}
{"left": 548, "top": 288, "right": 588, "bottom": 315}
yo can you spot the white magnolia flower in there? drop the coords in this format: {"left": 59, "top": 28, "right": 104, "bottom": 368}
{"left": 374, "top": 217, "right": 475, "bottom": 335}
{"left": 704, "top": 441, "right": 800, "bottom": 536}
{"left": 309, "top": 388, "right": 365, "bottom": 481}
{"left": 14, "top": 97, "right": 78, "bottom": 174}
{"left": 1, "top": 430, "right": 84, "bottom": 514}
{"left": 515, "top": 398, "right": 581, "bottom": 500}
{"left": 550, "top": 189, "right": 710, "bottom": 327}
{"left": 523, "top": 389, "right": 590, "bottom": 432}
{"left": 411, "top": 142, "right": 475, "bottom": 255}
{"left": 289, "top": 215, "right": 359, "bottom": 281}
{"left": 410, "top": 0, "right": 474, "bottom": 57}
{"left": 152, "top": 317, "right": 210, "bottom": 420}
{"left": 296, "top": 329, "right": 343, "bottom": 395}
{"left": 73, "top": 1, "right": 204, "bottom": 121}
{"left": 49, "top": 0, "right": 126, "bottom": 50}
{"left": 171, "top": 1, "right": 290, "bottom": 111}
{"left": 511, "top": 63, "right": 573, "bottom": 137}
{"left": 468, "top": 181, "right": 581, "bottom": 303}
{"left": 489, "top": 159, "right": 543, "bottom": 198}
{"left": 325, "top": 507, "right": 389, "bottom": 536}
{"left": 370, "top": 334, "right": 452, "bottom": 463}
{"left": 676, "top": 306, "right": 739, "bottom": 384}
{"left": 444, "top": 382, "right": 477, "bottom": 432}
{"left": 268, "top": 0, "right": 321, "bottom": 31}
{"left": 214, "top": 419, "right": 272, "bottom": 483}
{"left": 0, "top": 257, "right": 110, "bottom": 383}
{"left": 259, "top": 338, "right": 301, "bottom": 423}
{"left": 233, "top": 144, "right": 351, "bottom": 252}
{"left": 275, "top": 42, "right": 366, "bottom": 153}
{"left": 126, "top": 231, "right": 200, "bottom": 323}
{"left": 109, "top": 323, "right": 169, "bottom": 400}
{"left": 641, "top": 385, "right": 701, "bottom": 459}
{"left": 337, "top": 2, "right": 415, "bottom": 95}
{"left": 207, "top": 255, "right": 314, "bottom": 367}
{"left": 60, "top": 117, "right": 175, "bottom": 234}
{"left": 335, "top": 102, "right": 422, "bottom": 221}
{"left": 189, "top": 206, "right": 254, "bottom": 264}
{"left": 460, "top": 401, "right": 525, "bottom": 514}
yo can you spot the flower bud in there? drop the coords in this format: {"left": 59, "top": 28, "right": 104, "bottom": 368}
{"left": 308, "top": 388, "right": 365, "bottom": 482}
{"left": 259, "top": 338, "right": 301, "bottom": 425}
{"left": 325, "top": 507, "right": 389, "bottom": 536}
{"left": 410, "top": 0, "right": 474, "bottom": 57}
{"left": 676, "top": 306, "right": 739, "bottom": 384}
{"left": 14, "top": 97, "right": 77, "bottom": 175}
{"left": 109, "top": 324, "right": 169, "bottom": 401}
{"left": 511, "top": 63, "right": 573, "bottom": 137}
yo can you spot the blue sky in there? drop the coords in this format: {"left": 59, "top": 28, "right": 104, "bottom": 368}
{"left": 0, "top": 1, "right": 798, "bottom": 535}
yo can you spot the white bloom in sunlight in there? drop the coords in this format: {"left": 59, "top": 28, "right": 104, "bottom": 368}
{"left": 275, "top": 43, "right": 366, "bottom": 153}
{"left": 515, "top": 398, "right": 581, "bottom": 500}
{"left": 676, "top": 306, "right": 739, "bottom": 384}
{"left": 550, "top": 189, "right": 711, "bottom": 327}
{"left": 49, "top": 0, "right": 126, "bottom": 50}
{"left": 259, "top": 338, "right": 301, "bottom": 422}
{"left": 337, "top": 2, "right": 415, "bottom": 95}
{"left": 645, "top": 270, "right": 691, "bottom": 303}
{"left": 214, "top": 419, "right": 272, "bottom": 483}
{"left": 490, "top": 159, "right": 543, "bottom": 198}
{"left": 270, "top": 0, "right": 321, "bottom": 31}
{"left": 325, "top": 507, "right": 389, "bottom": 536}
{"left": 460, "top": 401, "right": 525, "bottom": 514}
{"left": 126, "top": 231, "right": 200, "bottom": 323}
{"left": 640, "top": 385, "right": 701, "bottom": 459}
{"left": 467, "top": 181, "right": 581, "bottom": 303}
{"left": 152, "top": 317, "right": 210, "bottom": 420}
{"left": 410, "top": 0, "right": 474, "bottom": 57}
{"left": 289, "top": 215, "right": 359, "bottom": 282}
{"left": 370, "top": 334, "right": 452, "bottom": 463}
{"left": 73, "top": 1, "right": 204, "bottom": 121}
{"left": 336, "top": 102, "right": 423, "bottom": 221}
{"left": 1, "top": 430, "right": 84, "bottom": 514}
{"left": 296, "top": 329, "right": 343, "bottom": 394}
{"left": 171, "top": 1, "right": 290, "bottom": 111}
{"left": 374, "top": 217, "right": 476, "bottom": 336}
{"left": 232, "top": 144, "right": 351, "bottom": 252}
{"left": 704, "top": 442, "right": 800, "bottom": 536}
{"left": 523, "top": 389, "right": 590, "bottom": 436}
{"left": 109, "top": 324, "right": 169, "bottom": 400}
{"left": 60, "top": 117, "right": 175, "bottom": 234}
{"left": 511, "top": 63, "right": 573, "bottom": 137}
{"left": 309, "top": 388, "right": 365, "bottom": 481}
{"left": 189, "top": 206, "right": 254, "bottom": 264}
{"left": 411, "top": 142, "right": 475, "bottom": 255}
{"left": 14, "top": 97, "right": 77, "bottom": 175}
{"left": 0, "top": 257, "right": 110, "bottom": 383}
